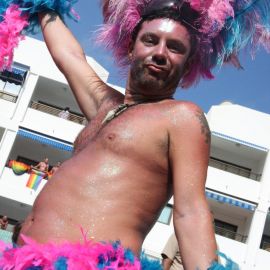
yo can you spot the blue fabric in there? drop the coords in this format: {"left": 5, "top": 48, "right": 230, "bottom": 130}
{"left": 0, "top": 0, "right": 78, "bottom": 33}
{"left": 208, "top": 252, "right": 240, "bottom": 270}
{"left": 140, "top": 254, "right": 162, "bottom": 270}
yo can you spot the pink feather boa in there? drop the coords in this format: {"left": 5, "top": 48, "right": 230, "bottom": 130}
{"left": 0, "top": 5, "right": 29, "bottom": 71}
{"left": 0, "top": 236, "right": 142, "bottom": 270}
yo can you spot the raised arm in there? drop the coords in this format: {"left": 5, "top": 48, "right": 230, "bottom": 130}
{"left": 168, "top": 102, "right": 217, "bottom": 270}
{"left": 39, "top": 12, "right": 122, "bottom": 120}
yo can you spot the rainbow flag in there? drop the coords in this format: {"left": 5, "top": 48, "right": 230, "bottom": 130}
{"left": 9, "top": 160, "right": 30, "bottom": 175}
{"left": 26, "top": 169, "right": 47, "bottom": 191}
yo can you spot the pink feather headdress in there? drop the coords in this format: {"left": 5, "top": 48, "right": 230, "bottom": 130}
{"left": 98, "top": 0, "right": 270, "bottom": 88}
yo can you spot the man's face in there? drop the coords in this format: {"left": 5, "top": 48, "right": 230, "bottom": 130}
{"left": 44, "top": 158, "right": 49, "bottom": 163}
{"left": 129, "top": 18, "right": 191, "bottom": 95}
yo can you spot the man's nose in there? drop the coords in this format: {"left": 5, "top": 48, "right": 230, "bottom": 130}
{"left": 152, "top": 43, "right": 167, "bottom": 65}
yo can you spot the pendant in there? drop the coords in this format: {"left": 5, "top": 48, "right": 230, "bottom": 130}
{"left": 102, "top": 104, "right": 132, "bottom": 124}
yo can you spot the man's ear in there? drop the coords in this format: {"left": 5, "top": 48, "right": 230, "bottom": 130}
{"left": 128, "top": 42, "right": 134, "bottom": 61}
{"left": 182, "top": 56, "right": 194, "bottom": 77}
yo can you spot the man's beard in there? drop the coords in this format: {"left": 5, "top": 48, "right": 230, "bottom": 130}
{"left": 130, "top": 58, "right": 180, "bottom": 93}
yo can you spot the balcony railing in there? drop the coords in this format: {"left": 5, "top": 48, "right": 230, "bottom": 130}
{"left": 30, "top": 101, "right": 87, "bottom": 125}
{"left": 214, "top": 225, "right": 247, "bottom": 243}
{"left": 0, "top": 229, "right": 12, "bottom": 243}
{"left": 261, "top": 241, "right": 270, "bottom": 252}
{"left": 0, "top": 90, "right": 18, "bottom": 103}
{"left": 209, "top": 158, "right": 261, "bottom": 181}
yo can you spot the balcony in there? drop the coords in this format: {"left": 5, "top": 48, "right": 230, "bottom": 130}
{"left": 261, "top": 241, "right": 270, "bottom": 252}
{"left": 0, "top": 90, "right": 18, "bottom": 103}
{"left": 214, "top": 225, "right": 247, "bottom": 243}
{"left": 22, "top": 105, "right": 84, "bottom": 144}
{"left": 30, "top": 101, "right": 87, "bottom": 125}
{"left": 209, "top": 157, "right": 261, "bottom": 181}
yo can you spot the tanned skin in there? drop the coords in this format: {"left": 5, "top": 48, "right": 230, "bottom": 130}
{"left": 19, "top": 13, "right": 217, "bottom": 270}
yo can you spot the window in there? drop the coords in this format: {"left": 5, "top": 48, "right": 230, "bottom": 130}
{"left": 158, "top": 204, "right": 173, "bottom": 225}
{"left": 0, "top": 63, "right": 28, "bottom": 103}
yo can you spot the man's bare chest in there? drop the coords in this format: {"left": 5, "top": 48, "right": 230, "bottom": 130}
{"left": 74, "top": 104, "right": 169, "bottom": 161}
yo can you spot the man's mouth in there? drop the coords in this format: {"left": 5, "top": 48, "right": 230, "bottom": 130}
{"left": 146, "top": 64, "right": 168, "bottom": 73}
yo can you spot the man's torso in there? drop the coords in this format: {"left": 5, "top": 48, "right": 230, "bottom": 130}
{"left": 20, "top": 99, "right": 184, "bottom": 253}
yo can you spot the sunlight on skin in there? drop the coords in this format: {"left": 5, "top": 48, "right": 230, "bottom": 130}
{"left": 158, "top": 19, "right": 176, "bottom": 33}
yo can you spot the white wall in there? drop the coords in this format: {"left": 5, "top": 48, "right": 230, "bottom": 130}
{"left": 206, "top": 167, "right": 261, "bottom": 202}
{"left": 207, "top": 104, "right": 270, "bottom": 148}
{"left": 22, "top": 108, "right": 84, "bottom": 143}
{"left": 14, "top": 37, "right": 109, "bottom": 84}
{"left": 254, "top": 249, "right": 270, "bottom": 270}
{"left": 0, "top": 100, "right": 16, "bottom": 119}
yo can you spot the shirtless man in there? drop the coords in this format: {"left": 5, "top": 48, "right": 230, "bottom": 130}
{"left": 17, "top": 2, "right": 218, "bottom": 269}
{"left": 0, "top": 216, "right": 8, "bottom": 230}
{"left": 49, "top": 162, "right": 61, "bottom": 175}
{"left": 32, "top": 158, "right": 49, "bottom": 172}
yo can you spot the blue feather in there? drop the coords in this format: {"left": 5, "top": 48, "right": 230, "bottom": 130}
{"left": 0, "top": 0, "right": 78, "bottom": 33}
{"left": 208, "top": 252, "right": 240, "bottom": 270}
{"left": 213, "top": 0, "right": 270, "bottom": 67}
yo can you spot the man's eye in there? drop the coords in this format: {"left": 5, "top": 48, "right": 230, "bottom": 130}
{"left": 142, "top": 35, "right": 157, "bottom": 45}
{"left": 144, "top": 38, "right": 154, "bottom": 45}
{"left": 169, "top": 46, "right": 181, "bottom": 53}
{"left": 168, "top": 43, "right": 186, "bottom": 54}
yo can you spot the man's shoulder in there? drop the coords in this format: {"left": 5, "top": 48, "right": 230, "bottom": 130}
{"left": 163, "top": 100, "right": 205, "bottom": 123}
{"left": 164, "top": 100, "right": 210, "bottom": 143}
{"left": 162, "top": 99, "right": 202, "bottom": 110}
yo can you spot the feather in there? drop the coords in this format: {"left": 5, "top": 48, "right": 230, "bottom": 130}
{"left": 98, "top": 0, "right": 270, "bottom": 88}
{"left": 0, "top": 0, "right": 79, "bottom": 70}
{"left": 0, "top": 238, "right": 161, "bottom": 270}
{"left": 0, "top": 5, "right": 28, "bottom": 71}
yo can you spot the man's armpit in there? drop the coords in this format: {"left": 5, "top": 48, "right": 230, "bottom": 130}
{"left": 43, "top": 12, "right": 58, "bottom": 30}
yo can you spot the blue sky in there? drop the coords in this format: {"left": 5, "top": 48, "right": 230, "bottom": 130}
{"left": 35, "top": 1, "right": 270, "bottom": 114}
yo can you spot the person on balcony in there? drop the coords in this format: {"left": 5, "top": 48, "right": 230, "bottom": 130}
{"left": 12, "top": 220, "right": 24, "bottom": 244}
{"left": 58, "top": 107, "right": 70, "bottom": 120}
{"left": 31, "top": 158, "right": 49, "bottom": 173}
{"left": 49, "top": 162, "right": 61, "bottom": 176}
{"left": 0, "top": 216, "right": 8, "bottom": 230}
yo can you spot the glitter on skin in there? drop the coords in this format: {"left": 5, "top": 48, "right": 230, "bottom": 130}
{"left": 101, "top": 163, "right": 121, "bottom": 177}
{"left": 120, "top": 129, "right": 134, "bottom": 140}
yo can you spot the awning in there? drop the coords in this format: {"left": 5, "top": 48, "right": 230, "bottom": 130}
{"left": 18, "top": 129, "right": 73, "bottom": 152}
{"left": 206, "top": 190, "right": 256, "bottom": 211}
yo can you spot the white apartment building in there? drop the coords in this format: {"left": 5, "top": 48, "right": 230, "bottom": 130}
{"left": 0, "top": 37, "right": 270, "bottom": 270}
